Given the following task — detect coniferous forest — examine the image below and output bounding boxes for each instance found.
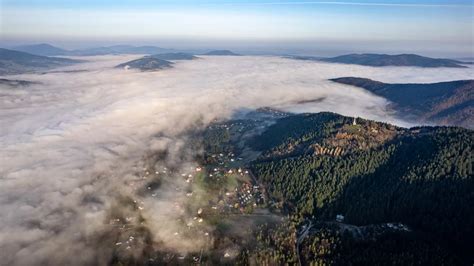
[200,111,473,265]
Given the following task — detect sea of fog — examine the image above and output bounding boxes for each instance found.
[0,55,472,265]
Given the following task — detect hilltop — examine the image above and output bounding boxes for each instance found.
[203,50,240,56]
[289,53,468,68]
[325,53,468,67]
[13,43,70,56]
[149,52,197,60]
[9,43,174,56]
[73,45,173,56]
[0,48,81,75]
[115,57,173,71]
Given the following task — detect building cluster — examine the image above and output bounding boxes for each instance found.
[236,182,265,209]
[385,222,409,231]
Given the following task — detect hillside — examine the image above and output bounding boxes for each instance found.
[11,43,175,56]
[248,112,473,262]
[0,48,81,75]
[13,43,70,56]
[175,110,473,265]
[331,77,474,128]
[73,45,173,56]
[115,57,173,71]
[290,53,468,68]
[149,52,197,60]
[203,50,240,56]
[103,110,473,265]
[325,53,467,67]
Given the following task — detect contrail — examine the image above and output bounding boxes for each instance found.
[216,1,471,8]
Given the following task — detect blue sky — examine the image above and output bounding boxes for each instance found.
[3,0,473,7]
[1,0,473,56]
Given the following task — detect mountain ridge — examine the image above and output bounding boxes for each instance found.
[288,53,468,68]
[148,52,197,60]
[9,43,174,56]
[13,43,70,56]
[203,50,240,56]
[0,48,81,75]
[115,57,173,71]
[330,77,473,128]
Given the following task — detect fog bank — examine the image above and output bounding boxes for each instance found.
[0,55,472,265]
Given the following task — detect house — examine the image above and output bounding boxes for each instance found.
[336,214,344,222]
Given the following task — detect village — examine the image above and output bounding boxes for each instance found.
[105,111,294,263]
[104,136,271,264]
[192,150,267,216]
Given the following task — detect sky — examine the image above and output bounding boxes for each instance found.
[1,0,473,56]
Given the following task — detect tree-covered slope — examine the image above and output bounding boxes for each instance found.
[323,53,468,68]
[331,77,474,128]
[287,53,470,67]
[249,112,473,260]
[115,57,173,71]
[203,50,240,56]
[0,48,81,75]
[149,52,197,60]
[13,43,70,56]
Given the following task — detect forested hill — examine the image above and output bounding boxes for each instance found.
[287,53,469,68]
[0,48,81,75]
[148,52,197,60]
[331,77,474,129]
[249,112,473,262]
[322,53,468,68]
[115,57,173,71]
[203,50,240,56]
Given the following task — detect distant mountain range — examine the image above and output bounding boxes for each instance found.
[11,44,247,58]
[9,44,471,69]
[331,77,473,128]
[11,43,247,57]
[203,50,240,56]
[288,53,469,68]
[13,43,70,56]
[115,57,173,71]
[11,43,174,56]
[0,48,81,75]
[73,45,174,56]
[115,52,198,71]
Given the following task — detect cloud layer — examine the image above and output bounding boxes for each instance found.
[0,55,472,265]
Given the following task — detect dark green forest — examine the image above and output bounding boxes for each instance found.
[247,112,473,264]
